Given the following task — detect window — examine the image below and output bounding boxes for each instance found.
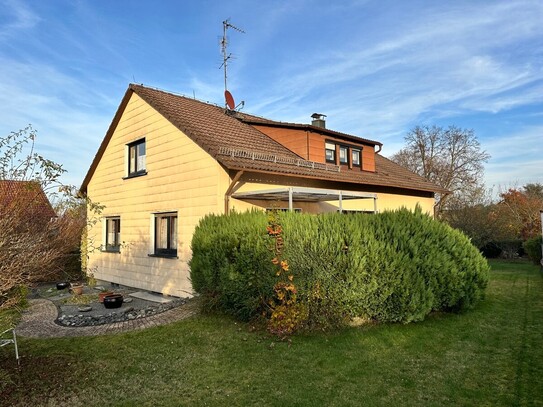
[339,146,348,164]
[104,217,120,252]
[128,139,146,176]
[154,213,177,257]
[338,210,375,214]
[266,208,302,213]
[352,149,361,166]
[325,142,336,163]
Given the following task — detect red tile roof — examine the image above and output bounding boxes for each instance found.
[0,180,56,219]
[81,84,445,195]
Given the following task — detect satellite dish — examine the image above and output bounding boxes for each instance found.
[225,90,235,110]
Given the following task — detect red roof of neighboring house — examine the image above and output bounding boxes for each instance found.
[0,180,56,219]
[81,84,445,195]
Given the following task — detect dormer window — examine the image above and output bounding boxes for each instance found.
[128,138,146,176]
[325,143,336,163]
[352,149,361,167]
[325,140,363,168]
[339,146,348,164]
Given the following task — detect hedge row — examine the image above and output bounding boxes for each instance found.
[190,208,490,326]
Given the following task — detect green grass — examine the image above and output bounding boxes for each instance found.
[1,259,542,406]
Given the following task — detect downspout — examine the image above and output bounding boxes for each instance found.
[224,170,244,215]
[375,143,382,154]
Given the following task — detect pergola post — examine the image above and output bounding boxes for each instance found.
[339,191,343,213]
[288,187,293,212]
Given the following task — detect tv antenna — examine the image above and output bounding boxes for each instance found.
[220,19,245,106]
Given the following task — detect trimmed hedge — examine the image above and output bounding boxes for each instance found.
[190,208,490,326]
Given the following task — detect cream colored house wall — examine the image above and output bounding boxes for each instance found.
[87,93,226,297]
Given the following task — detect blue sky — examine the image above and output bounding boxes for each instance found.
[0,0,541,191]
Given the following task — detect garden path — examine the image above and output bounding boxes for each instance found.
[16,298,199,338]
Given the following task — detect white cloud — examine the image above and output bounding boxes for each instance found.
[0,0,40,39]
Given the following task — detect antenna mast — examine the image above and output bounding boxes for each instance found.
[220,19,245,99]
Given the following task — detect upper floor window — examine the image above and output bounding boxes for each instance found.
[104,217,120,252]
[325,142,336,163]
[352,149,361,166]
[154,212,177,257]
[339,146,348,164]
[128,139,146,176]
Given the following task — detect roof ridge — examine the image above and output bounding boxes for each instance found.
[129,83,225,111]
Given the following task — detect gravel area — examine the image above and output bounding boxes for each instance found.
[33,283,188,327]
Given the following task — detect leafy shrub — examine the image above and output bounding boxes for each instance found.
[523,236,542,265]
[190,207,490,328]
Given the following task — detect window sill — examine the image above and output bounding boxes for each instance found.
[148,254,178,259]
[123,171,148,180]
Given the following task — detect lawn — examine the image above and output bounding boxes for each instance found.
[1,259,542,406]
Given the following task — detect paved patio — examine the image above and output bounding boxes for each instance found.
[16,297,200,338]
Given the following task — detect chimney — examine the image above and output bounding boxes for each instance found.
[311,113,326,128]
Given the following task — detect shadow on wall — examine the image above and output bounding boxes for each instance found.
[88,227,192,298]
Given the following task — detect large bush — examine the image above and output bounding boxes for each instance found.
[190,208,490,327]
[190,210,275,321]
[523,236,542,265]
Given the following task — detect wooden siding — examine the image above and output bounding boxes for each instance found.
[362,146,375,172]
[253,124,375,172]
[252,125,308,159]
[87,93,227,297]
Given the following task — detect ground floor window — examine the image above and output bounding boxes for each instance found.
[338,210,375,214]
[154,212,178,257]
[266,208,302,213]
[104,217,120,252]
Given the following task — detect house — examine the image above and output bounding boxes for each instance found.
[0,180,56,227]
[81,84,444,297]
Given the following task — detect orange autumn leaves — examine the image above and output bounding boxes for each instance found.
[266,210,306,337]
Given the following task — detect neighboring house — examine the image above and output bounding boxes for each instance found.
[81,84,444,297]
[0,180,56,226]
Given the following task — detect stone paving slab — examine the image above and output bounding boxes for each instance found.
[16,298,199,339]
[129,291,173,303]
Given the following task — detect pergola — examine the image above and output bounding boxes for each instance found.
[231,186,378,213]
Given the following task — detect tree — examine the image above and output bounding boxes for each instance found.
[391,125,490,216]
[0,126,92,309]
[491,187,543,241]
[523,183,543,199]
[442,186,499,249]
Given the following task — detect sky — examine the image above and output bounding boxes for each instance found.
[0,0,541,192]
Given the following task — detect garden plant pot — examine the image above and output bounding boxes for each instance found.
[70,285,84,295]
[99,291,114,303]
[103,294,123,309]
[56,282,70,290]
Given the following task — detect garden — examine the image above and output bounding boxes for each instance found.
[0,258,542,406]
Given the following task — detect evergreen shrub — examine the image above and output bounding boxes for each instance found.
[189,210,274,321]
[523,236,543,265]
[190,207,490,327]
